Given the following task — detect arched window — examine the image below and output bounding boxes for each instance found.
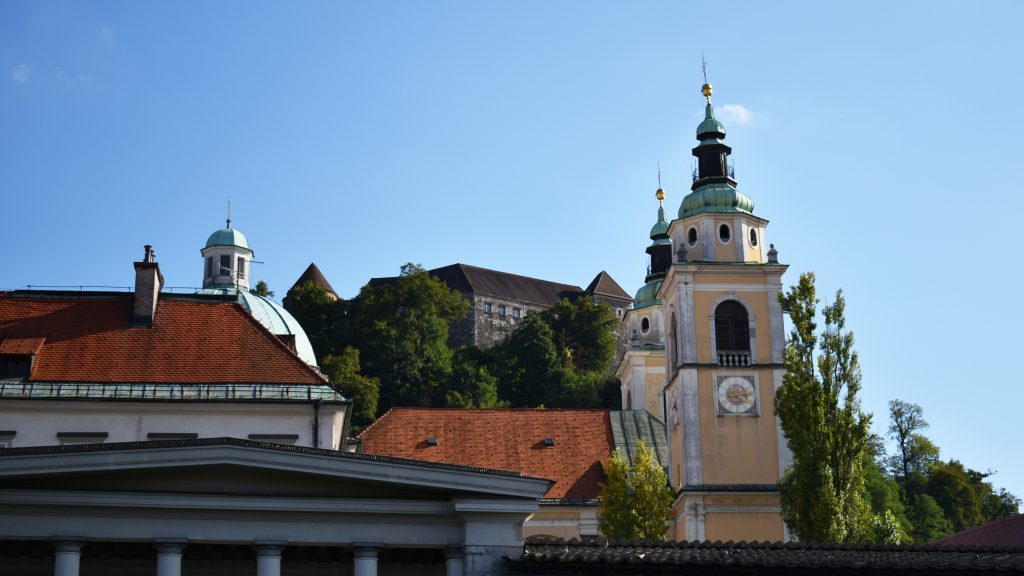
[715,300,749,351]
[641,317,650,334]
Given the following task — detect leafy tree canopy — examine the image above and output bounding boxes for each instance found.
[321,347,379,433]
[598,439,673,540]
[776,272,873,542]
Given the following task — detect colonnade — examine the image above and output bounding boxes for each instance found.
[49,538,466,576]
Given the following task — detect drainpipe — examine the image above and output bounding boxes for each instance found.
[312,398,322,448]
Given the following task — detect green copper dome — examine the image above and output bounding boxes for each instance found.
[649,205,669,238]
[633,278,662,310]
[696,102,726,140]
[679,182,755,218]
[205,227,250,250]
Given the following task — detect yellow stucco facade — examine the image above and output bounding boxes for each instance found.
[618,85,791,543]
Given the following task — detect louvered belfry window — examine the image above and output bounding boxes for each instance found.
[715,300,749,351]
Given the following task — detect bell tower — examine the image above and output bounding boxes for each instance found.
[660,82,791,542]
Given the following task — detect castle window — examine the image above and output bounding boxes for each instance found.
[688,226,698,247]
[641,317,650,334]
[718,223,731,243]
[485,303,493,314]
[499,305,507,316]
[513,307,521,319]
[715,300,750,351]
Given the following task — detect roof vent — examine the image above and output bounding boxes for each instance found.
[426,436,438,446]
[543,437,555,446]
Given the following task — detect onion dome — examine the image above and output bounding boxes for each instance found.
[205,226,250,250]
[633,278,663,310]
[679,83,755,218]
[649,189,670,238]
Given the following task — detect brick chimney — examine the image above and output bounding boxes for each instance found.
[133,245,164,327]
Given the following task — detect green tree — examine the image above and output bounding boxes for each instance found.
[887,399,936,503]
[321,347,380,432]
[499,313,563,407]
[283,279,346,364]
[541,297,619,374]
[906,494,953,542]
[351,264,470,413]
[254,280,275,298]
[775,272,872,542]
[444,346,507,408]
[598,439,673,540]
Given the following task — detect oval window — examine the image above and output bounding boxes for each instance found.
[749,228,758,247]
[719,224,731,243]
[687,227,698,246]
[641,317,650,333]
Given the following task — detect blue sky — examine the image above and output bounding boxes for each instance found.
[3,2,1023,502]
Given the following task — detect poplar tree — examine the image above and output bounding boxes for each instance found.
[598,439,673,540]
[776,272,872,542]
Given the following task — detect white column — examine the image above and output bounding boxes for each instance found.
[254,541,285,576]
[155,539,185,576]
[352,544,380,576]
[52,538,84,576]
[445,547,464,576]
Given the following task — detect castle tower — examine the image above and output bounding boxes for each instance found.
[201,219,254,290]
[660,82,791,542]
[616,187,671,417]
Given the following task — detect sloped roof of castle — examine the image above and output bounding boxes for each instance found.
[371,264,584,307]
[359,408,614,500]
[0,291,328,385]
[584,271,632,302]
[290,262,337,298]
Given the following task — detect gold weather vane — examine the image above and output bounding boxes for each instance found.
[656,163,665,205]
[701,54,713,102]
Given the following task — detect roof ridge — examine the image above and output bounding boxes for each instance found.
[229,301,330,385]
[449,263,582,291]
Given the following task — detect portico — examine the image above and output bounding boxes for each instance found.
[0,438,551,576]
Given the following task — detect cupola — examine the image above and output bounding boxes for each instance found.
[646,187,673,279]
[201,219,255,290]
[679,83,755,218]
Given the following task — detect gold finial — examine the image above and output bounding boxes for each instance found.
[656,188,665,203]
[702,83,713,100]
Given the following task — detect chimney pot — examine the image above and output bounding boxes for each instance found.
[133,245,164,327]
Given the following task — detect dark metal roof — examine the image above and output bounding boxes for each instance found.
[584,271,633,302]
[609,410,669,468]
[289,263,338,297]
[370,264,585,307]
[510,536,1024,574]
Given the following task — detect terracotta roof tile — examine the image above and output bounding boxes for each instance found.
[0,336,45,355]
[359,408,613,499]
[0,292,326,385]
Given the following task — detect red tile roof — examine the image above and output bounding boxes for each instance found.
[0,292,327,385]
[933,514,1024,546]
[359,408,613,499]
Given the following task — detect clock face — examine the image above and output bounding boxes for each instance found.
[717,376,756,415]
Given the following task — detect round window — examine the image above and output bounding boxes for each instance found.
[719,224,731,243]
[749,228,758,247]
[687,227,698,247]
[641,317,650,334]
